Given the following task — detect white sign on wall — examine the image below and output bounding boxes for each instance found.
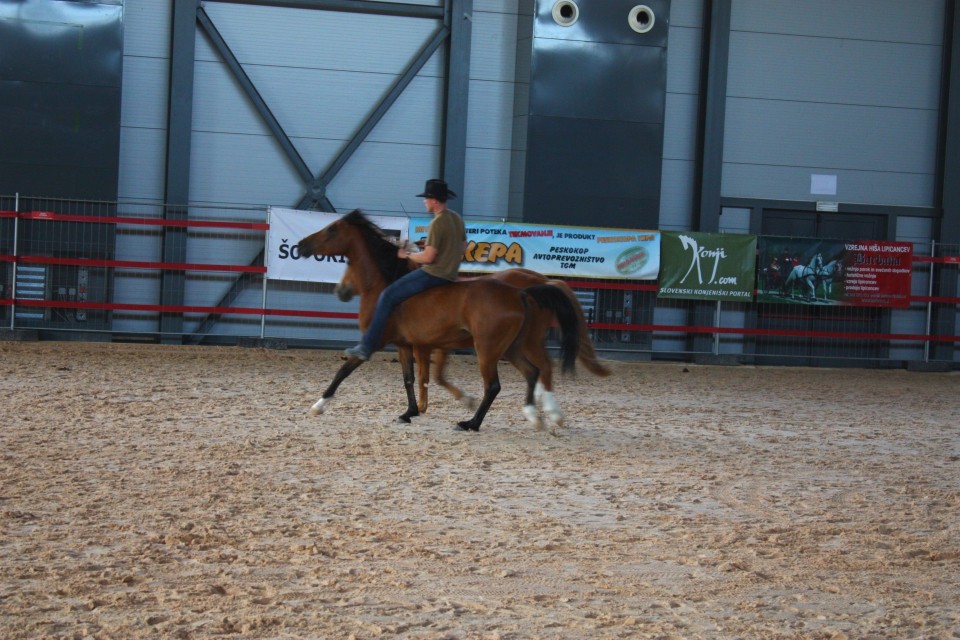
[810,173,838,196]
[265,207,409,283]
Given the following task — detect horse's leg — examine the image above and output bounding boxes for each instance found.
[537,380,563,431]
[308,358,365,416]
[415,346,431,414]
[398,346,420,423]
[433,349,477,410]
[515,302,567,430]
[523,341,564,431]
[454,350,502,432]
[504,347,543,430]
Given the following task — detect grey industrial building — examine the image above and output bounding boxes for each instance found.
[1,0,957,366]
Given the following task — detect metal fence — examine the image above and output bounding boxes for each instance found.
[2,195,958,369]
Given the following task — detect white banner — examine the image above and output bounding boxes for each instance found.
[410,217,660,280]
[265,207,409,283]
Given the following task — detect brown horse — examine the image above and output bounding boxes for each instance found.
[297,210,581,432]
[336,265,611,416]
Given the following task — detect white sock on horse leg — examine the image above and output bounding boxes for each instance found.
[309,397,330,416]
[522,403,543,430]
[540,391,563,428]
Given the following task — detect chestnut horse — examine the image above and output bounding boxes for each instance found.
[336,265,611,414]
[297,210,581,432]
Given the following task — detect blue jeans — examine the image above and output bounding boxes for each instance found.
[360,269,450,352]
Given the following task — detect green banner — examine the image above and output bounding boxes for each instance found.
[658,231,757,301]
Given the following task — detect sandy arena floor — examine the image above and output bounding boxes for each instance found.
[1,341,958,639]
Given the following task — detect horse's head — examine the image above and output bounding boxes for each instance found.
[335,263,357,302]
[299,209,412,293]
[297,211,362,259]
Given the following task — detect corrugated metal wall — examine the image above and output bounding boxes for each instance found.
[118,0,706,225]
[119,1,171,203]
[117,0,946,222]
[1,0,124,201]
[202,4,444,212]
[118,0,520,219]
[723,0,945,208]
[466,0,521,218]
[660,0,704,230]
[122,1,447,214]
[512,0,671,230]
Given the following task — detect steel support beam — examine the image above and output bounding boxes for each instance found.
[174,0,468,341]
[161,0,200,342]
[187,249,266,344]
[694,0,730,234]
[440,0,472,199]
[689,0,731,354]
[198,7,315,187]
[209,0,444,20]
[297,24,450,210]
[939,0,960,245]
[932,0,959,361]
[194,0,462,213]
[199,0,450,213]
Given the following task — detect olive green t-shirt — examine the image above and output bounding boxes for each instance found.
[422,209,466,281]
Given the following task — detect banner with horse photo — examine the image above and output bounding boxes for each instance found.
[657,231,757,301]
[757,237,913,307]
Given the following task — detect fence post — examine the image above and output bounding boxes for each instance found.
[713,300,721,356]
[259,207,271,340]
[9,193,18,331]
[923,240,936,363]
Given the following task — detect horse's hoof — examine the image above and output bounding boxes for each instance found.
[454,422,479,432]
[522,404,543,430]
[397,414,414,424]
[540,391,563,429]
[308,398,329,416]
[460,396,478,411]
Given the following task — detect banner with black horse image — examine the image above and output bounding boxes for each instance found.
[658,231,757,301]
[757,237,913,307]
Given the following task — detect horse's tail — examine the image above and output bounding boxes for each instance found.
[544,279,612,377]
[522,284,580,375]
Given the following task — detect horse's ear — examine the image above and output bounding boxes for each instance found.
[343,209,367,226]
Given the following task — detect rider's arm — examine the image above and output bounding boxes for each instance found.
[399,245,437,264]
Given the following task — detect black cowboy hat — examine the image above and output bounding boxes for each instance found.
[416,178,457,201]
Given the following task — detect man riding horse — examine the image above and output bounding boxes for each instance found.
[344,179,466,361]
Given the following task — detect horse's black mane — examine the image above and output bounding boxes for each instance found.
[341,209,412,284]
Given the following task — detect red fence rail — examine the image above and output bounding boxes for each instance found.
[1,206,957,365]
